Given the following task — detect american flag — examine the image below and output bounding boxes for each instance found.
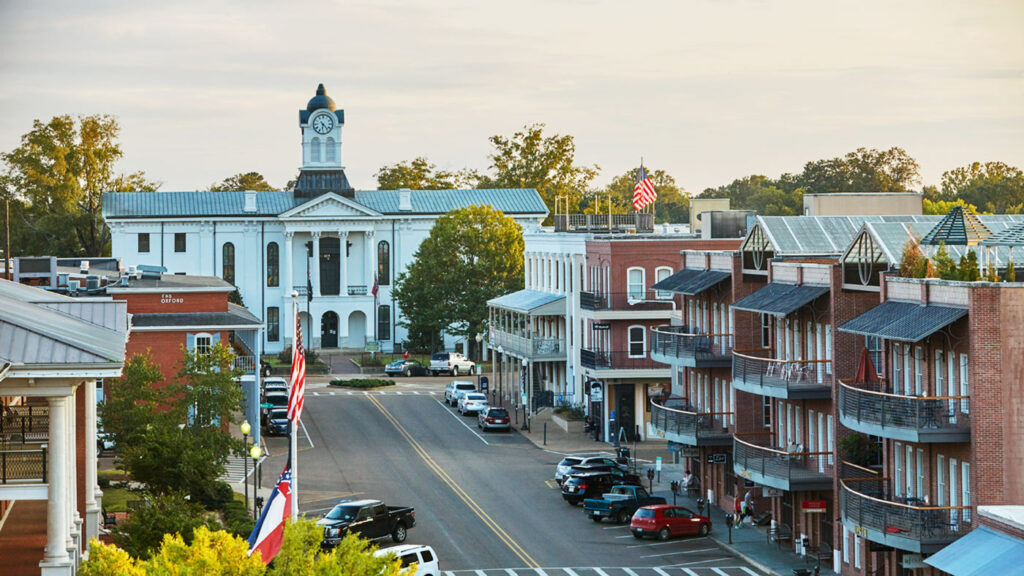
[287,315,306,423]
[632,165,657,211]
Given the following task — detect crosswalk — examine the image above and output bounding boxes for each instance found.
[441,568,765,576]
[220,454,267,483]
[309,390,438,396]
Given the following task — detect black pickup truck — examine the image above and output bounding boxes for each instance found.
[583,485,666,524]
[317,499,416,548]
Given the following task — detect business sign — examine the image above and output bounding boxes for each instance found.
[589,381,603,402]
[802,500,827,513]
[479,376,489,391]
[592,322,611,331]
[160,293,184,305]
[655,457,662,472]
[666,443,700,458]
[763,487,783,497]
[364,341,379,352]
[707,452,727,464]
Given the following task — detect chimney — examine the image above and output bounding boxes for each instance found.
[399,188,412,212]
[244,190,258,213]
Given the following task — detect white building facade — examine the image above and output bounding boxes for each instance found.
[103,85,547,354]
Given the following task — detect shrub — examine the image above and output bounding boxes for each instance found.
[195,481,234,510]
[552,403,585,419]
[277,347,320,365]
[98,476,111,490]
[329,378,395,389]
[221,499,254,538]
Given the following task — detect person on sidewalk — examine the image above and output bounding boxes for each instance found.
[742,490,755,525]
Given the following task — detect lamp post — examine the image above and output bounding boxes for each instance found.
[496,345,504,407]
[250,443,262,519]
[241,420,251,514]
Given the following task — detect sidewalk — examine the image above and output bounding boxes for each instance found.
[514,411,836,576]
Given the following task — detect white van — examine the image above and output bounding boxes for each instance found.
[373,544,438,576]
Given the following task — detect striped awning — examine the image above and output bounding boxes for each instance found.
[731,283,829,317]
[838,300,967,343]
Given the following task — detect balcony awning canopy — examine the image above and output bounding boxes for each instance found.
[838,300,967,343]
[487,289,565,316]
[650,268,702,292]
[654,269,731,296]
[731,283,829,317]
[925,526,1024,576]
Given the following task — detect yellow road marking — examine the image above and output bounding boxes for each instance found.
[366,394,538,568]
[545,480,559,489]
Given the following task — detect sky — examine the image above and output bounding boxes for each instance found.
[1,0,1023,196]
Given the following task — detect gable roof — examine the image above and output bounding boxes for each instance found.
[103,189,548,219]
[849,215,1024,266]
[748,215,940,256]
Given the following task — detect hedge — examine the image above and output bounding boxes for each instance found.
[329,378,396,388]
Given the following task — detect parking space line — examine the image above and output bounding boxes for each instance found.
[739,568,762,576]
[602,525,627,530]
[614,535,632,539]
[533,569,548,576]
[437,400,489,445]
[653,568,671,576]
[711,568,730,576]
[329,391,336,395]
[627,540,687,548]
[621,568,639,576]
[475,571,486,576]
[673,559,732,568]
[504,569,517,576]
[682,569,699,576]
[312,392,319,396]
[591,569,609,576]
[640,548,717,558]
[562,569,579,576]
[396,391,404,395]
[413,391,421,395]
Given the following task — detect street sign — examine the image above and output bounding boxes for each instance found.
[364,341,379,352]
[707,452,727,464]
[259,402,273,409]
[521,393,528,405]
[479,376,489,391]
[655,457,662,472]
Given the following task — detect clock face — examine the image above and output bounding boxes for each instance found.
[312,114,334,134]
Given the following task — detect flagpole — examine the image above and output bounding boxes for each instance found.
[290,293,299,520]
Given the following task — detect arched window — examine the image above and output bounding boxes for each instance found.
[628,325,646,358]
[311,137,321,162]
[377,240,390,285]
[222,243,235,285]
[266,242,279,287]
[627,267,645,300]
[654,266,673,299]
[377,305,391,341]
[326,137,336,162]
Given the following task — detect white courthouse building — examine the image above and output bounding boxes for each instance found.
[103,84,547,354]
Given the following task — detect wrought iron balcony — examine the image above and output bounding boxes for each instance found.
[732,433,832,492]
[840,478,972,554]
[649,400,732,446]
[579,291,677,311]
[553,213,654,233]
[731,350,832,400]
[580,349,665,371]
[490,330,566,361]
[0,447,47,484]
[650,325,731,368]
[838,380,970,443]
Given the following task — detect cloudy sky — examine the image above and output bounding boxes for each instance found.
[1,0,1022,195]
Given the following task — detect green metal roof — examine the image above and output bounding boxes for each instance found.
[103,189,547,219]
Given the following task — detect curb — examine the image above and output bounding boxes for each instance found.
[708,534,784,576]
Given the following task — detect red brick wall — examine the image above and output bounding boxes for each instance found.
[125,330,230,384]
[116,291,228,314]
[997,286,1024,503]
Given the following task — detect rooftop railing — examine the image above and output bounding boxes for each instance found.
[580,349,666,371]
[553,213,654,233]
[649,399,732,446]
[579,291,677,311]
[733,432,832,491]
[838,380,970,443]
[650,325,731,367]
[731,349,832,400]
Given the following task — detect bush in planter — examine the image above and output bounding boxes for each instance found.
[329,378,396,389]
[277,346,320,365]
[552,403,585,420]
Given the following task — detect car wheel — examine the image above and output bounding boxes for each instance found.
[658,527,671,541]
[469,366,476,375]
[568,498,581,506]
[391,523,407,542]
[590,515,603,523]
[616,510,630,524]
[404,368,412,377]
[453,366,460,377]
[632,531,643,539]
[698,523,710,536]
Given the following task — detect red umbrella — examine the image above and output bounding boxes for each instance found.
[854,347,879,383]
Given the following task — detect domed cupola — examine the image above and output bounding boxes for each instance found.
[306,83,336,112]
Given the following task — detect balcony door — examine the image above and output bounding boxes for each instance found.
[319,236,341,296]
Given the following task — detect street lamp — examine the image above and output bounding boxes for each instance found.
[241,420,252,514]
[250,443,262,519]
[496,346,504,407]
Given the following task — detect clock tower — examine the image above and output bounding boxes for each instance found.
[295,83,354,199]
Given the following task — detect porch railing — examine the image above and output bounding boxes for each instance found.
[733,432,832,488]
[650,325,731,363]
[0,407,49,445]
[553,213,654,233]
[649,400,732,444]
[580,349,665,370]
[840,478,972,551]
[490,331,565,359]
[732,349,832,398]
[233,356,258,375]
[0,447,47,483]
[580,291,676,311]
[838,380,970,442]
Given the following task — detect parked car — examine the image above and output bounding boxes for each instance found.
[584,485,666,524]
[444,381,476,406]
[560,470,639,505]
[373,544,439,576]
[556,456,628,484]
[261,390,288,425]
[260,359,273,377]
[457,392,489,415]
[318,499,416,549]
[262,377,288,396]
[477,407,511,432]
[265,408,290,436]
[96,419,115,456]
[555,456,584,484]
[430,352,476,376]
[385,359,429,377]
[631,504,711,540]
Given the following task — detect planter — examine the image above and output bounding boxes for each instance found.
[551,413,585,434]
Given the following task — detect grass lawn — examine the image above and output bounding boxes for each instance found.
[102,486,133,513]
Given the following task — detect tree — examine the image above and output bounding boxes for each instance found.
[208,172,278,192]
[375,157,479,190]
[478,123,599,219]
[932,243,958,280]
[941,161,1024,213]
[1,114,159,256]
[111,493,214,560]
[393,205,524,355]
[588,167,689,223]
[796,147,920,193]
[898,239,928,278]
[698,175,803,216]
[923,197,984,216]
[99,353,166,465]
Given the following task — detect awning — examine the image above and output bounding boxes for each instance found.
[671,270,731,296]
[925,527,1024,576]
[838,300,967,343]
[650,269,702,292]
[731,283,829,317]
[487,289,566,316]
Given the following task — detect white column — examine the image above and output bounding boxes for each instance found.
[283,231,294,346]
[40,396,72,576]
[311,232,321,297]
[68,390,81,562]
[338,230,349,293]
[84,379,100,547]
[366,230,376,287]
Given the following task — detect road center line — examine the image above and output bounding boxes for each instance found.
[436,400,489,445]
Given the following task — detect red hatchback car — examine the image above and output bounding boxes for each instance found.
[630,505,711,540]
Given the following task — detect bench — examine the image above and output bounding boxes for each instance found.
[768,522,793,549]
[806,540,832,565]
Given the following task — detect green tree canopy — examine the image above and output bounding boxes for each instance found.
[375,157,479,190]
[698,175,803,216]
[208,172,279,192]
[393,205,524,354]
[940,161,1024,213]
[796,146,920,193]
[110,493,213,560]
[1,114,159,256]
[587,167,689,223]
[478,123,599,219]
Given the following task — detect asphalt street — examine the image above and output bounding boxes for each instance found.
[260,382,767,576]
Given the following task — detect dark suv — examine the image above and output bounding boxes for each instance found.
[561,469,641,505]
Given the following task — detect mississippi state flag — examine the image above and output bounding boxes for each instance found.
[248,467,292,564]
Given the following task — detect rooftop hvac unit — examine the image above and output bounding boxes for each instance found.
[137,264,166,280]
[68,280,80,292]
[58,273,69,286]
[80,260,90,273]
[86,275,100,290]
[119,276,129,287]
[127,265,137,277]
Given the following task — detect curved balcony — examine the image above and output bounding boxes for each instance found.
[840,479,972,554]
[731,350,831,400]
[732,433,832,492]
[649,326,731,368]
[838,381,970,444]
[649,400,732,447]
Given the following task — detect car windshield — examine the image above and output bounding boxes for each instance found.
[466,394,486,401]
[635,509,656,518]
[325,505,363,521]
[431,353,447,361]
[270,409,288,420]
[559,457,583,467]
[456,384,474,391]
[488,409,508,418]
